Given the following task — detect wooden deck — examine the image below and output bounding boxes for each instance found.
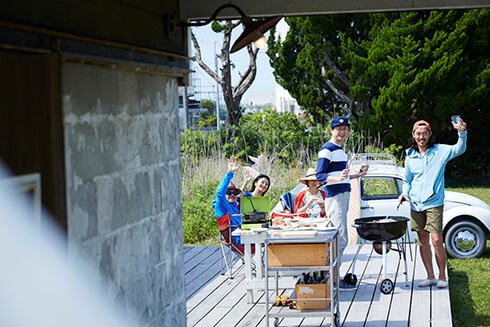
[185,243,452,327]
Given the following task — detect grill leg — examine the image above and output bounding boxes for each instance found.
[348,239,365,277]
[382,241,387,280]
[398,239,409,286]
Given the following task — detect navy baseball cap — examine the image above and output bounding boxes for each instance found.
[330,116,350,129]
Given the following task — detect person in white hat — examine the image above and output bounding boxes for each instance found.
[294,167,326,218]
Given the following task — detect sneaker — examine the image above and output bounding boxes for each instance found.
[418,278,437,287]
[339,279,357,291]
[437,280,448,288]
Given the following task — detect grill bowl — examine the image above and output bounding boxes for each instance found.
[354,216,409,242]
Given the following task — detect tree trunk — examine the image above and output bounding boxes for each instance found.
[191,22,259,132]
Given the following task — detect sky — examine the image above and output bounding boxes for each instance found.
[189,22,279,103]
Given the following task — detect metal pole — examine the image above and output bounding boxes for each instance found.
[383,241,387,280]
[215,41,220,131]
[183,86,189,129]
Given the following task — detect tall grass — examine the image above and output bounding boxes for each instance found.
[180,121,400,244]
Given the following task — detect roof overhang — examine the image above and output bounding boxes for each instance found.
[179,0,490,20]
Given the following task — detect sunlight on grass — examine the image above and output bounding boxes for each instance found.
[446,188,490,327]
[448,241,490,327]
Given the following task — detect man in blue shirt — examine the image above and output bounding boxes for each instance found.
[398,118,467,289]
[212,156,243,245]
[316,116,368,289]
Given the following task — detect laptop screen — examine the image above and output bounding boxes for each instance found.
[240,196,269,214]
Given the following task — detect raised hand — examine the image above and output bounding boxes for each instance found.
[456,117,467,131]
[243,168,252,183]
[359,164,369,176]
[228,156,240,173]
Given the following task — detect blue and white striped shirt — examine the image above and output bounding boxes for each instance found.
[316,141,351,197]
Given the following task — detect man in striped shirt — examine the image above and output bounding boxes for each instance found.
[316,116,368,289]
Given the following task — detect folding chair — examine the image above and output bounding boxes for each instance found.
[216,213,255,278]
[279,192,294,213]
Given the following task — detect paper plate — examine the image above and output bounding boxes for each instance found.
[316,226,336,231]
[251,227,268,232]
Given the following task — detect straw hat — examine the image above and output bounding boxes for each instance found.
[300,168,318,184]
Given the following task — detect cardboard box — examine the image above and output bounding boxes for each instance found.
[295,281,330,310]
[267,243,335,267]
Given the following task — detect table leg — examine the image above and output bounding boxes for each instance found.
[245,242,254,303]
[256,242,264,285]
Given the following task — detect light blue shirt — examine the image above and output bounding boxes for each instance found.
[402,130,467,211]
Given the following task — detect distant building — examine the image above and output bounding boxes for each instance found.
[275,19,302,115]
[243,90,276,113]
[276,83,301,114]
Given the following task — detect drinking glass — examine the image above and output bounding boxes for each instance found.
[361,154,368,170]
[451,115,460,128]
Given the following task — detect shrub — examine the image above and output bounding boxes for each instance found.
[182,198,219,244]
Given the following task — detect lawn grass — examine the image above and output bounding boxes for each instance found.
[446,187,490,327]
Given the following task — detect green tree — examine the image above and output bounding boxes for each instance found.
[267,10,490,148]
[197,113,217,128]
[200,99,217,115]
[226,109,325,163]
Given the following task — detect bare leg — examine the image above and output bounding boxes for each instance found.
[418,230,435,280]
[431,233,447,281]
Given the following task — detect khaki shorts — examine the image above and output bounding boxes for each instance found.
[411,205,444,234]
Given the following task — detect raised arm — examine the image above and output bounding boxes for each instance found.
[239,168,252,197]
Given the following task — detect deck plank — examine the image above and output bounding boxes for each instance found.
[430,251,453,327]
[184,246,208,263]
[185,249,224,299]
[192,273,248,327]
[233,291,266,327]
[408,244,433,327]
[340,244,380,327]
[184,243,452,327]
[185,246,220,274]
[337,243,373,326]
[186,260,245,312]
[385,243,416,327]
[364,242,409,326]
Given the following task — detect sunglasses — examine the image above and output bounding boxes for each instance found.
[226,190,240,196]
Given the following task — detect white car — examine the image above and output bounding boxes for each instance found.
[274,154,490,259]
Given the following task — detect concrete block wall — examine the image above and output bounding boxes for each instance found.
[62,62,185,327]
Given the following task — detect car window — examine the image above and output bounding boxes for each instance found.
[361,177,399,200]
[395,178,403,194]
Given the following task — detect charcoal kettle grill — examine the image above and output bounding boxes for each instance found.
[345,216,410,294]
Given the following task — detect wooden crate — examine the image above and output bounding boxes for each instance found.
[267,243,332,267]
[295,281,331,310]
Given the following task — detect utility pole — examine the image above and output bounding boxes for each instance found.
[183,86,189,128]
[214,41,220,131]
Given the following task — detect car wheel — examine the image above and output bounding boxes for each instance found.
[445,220,487,259]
